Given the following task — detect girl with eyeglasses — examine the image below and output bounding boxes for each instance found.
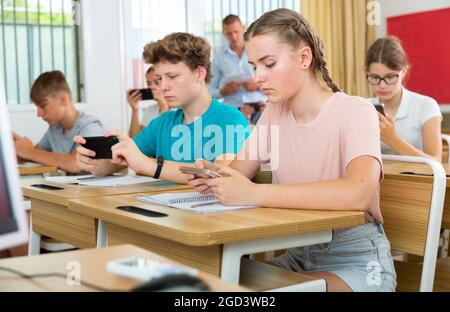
[366,37,442,162]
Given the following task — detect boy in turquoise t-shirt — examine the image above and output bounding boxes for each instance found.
[133,97,248,162]
[74,32,250,183]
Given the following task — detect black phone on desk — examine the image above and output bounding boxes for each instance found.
[129,88,153,101]
[82,136,119,159]
[31,184,64,190]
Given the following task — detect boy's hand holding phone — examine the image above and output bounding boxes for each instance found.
[81,136,119,159]
[74,135,102,173]
[74,131,150,175]
[74,134,121,174]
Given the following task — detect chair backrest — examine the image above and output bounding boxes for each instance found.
[441,135,450,164]
[381,155,446,291]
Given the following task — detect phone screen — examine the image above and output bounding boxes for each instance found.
[139,89,154,101]
[82,136,119,159]
[31,184,64,190]
[129,89,154,101]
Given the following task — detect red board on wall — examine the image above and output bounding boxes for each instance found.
[387,7,450,104]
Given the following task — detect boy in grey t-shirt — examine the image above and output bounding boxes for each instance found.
[13,70,105,174]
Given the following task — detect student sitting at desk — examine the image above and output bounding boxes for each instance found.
[13,71,106,174]
[366,37,442,162]
[127,65,170,138]
[74,32,250,183]
[186,9,396,292]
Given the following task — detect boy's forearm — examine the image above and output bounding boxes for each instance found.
[28,149,81,174]
[135,157,192,184]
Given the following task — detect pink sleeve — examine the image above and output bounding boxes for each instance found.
[243,103,271,163]
[341,104,383,180]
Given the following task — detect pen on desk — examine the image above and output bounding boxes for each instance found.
[190,201,220,208]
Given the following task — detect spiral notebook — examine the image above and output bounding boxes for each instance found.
[136,192,259,214]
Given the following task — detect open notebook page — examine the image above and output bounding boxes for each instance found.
[137,192,259,214]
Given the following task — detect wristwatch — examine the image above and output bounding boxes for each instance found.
[153,156,164,179]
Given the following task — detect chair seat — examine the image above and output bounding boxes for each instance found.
[394,257,450,291]
[40,236,76,252]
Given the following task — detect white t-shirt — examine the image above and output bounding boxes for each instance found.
[139,100,160,127]
[369,87,442,154]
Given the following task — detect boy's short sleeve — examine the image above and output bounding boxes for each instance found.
[37,130,51,151]
[78,121,106,138]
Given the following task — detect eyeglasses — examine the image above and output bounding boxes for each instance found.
[366,73,400,86]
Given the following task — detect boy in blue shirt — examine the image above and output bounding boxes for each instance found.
[74,32,250,183]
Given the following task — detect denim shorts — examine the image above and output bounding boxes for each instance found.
[272,222,397,292]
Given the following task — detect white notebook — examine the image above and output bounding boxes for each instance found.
[45,174,159,187]
[18,162,43,168]
[137,192,259,214]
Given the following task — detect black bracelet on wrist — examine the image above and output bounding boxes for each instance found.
[153,156,164,179]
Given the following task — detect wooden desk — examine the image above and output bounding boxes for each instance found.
[18,163,58,176]
[21,179,190,252]
[383,160,450,229]
[69,192,365,284]
[0,244,248,291]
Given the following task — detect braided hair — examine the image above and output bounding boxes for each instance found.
[244,8,340,93]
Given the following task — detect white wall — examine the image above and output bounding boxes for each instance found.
[8,0,128,143]
[376,0,450,37]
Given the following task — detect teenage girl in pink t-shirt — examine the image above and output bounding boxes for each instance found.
[185,9,396,292]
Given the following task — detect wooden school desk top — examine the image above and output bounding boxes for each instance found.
[0,244,249,292]
[69,191,365,247]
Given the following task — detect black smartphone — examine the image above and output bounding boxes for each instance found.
[116,206,168,218]
[82,136,119,159]
[31,184,64,190]
[129,88,153,101]
[373,103,385,116]
[179,166,222,178]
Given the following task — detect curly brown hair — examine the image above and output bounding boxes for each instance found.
[143,32,212,83]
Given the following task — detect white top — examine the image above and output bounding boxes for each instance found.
[139,100,160,127]
[369,87,442,154]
